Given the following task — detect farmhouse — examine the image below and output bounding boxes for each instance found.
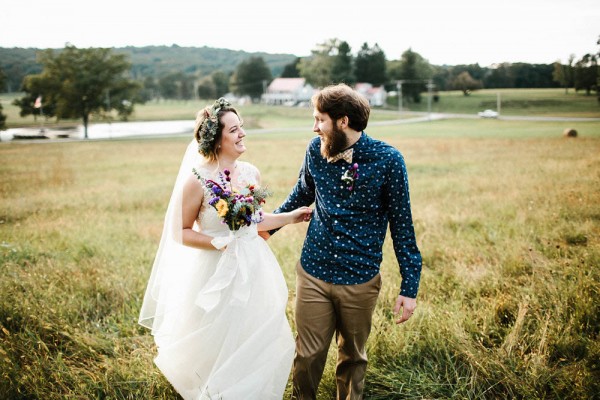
[262,78,315,106]
[355,83,387,107]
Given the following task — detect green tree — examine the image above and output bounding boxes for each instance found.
[553,61,567,93]
[12,74,57,121]
[484,63,514,88]
[0,68,7,131]
[430,65,451,91]
[511,63,555,88]
[158,72,195,100]
[14,45,139,138]
[196,76,216,99]
[597,36,600,103]
[230,56,272,100]
[450,71,483,95]
[354,43,387,86]
[211,71,230,97]
[297,38,341,88]
[388,48,432,103]
[574,53,598,95]
[137,76,158,102]
[281,58,301,78]
[330,41,355,85]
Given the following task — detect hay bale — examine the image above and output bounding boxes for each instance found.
[563,128,577,137]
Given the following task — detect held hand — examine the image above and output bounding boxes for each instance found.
[289,207,313,224]
[393,295,416,324]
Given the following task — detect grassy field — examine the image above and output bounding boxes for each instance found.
[1,108,600,399]
[398,88,600,118]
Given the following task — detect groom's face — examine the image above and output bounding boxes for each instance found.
[313,109,347,159]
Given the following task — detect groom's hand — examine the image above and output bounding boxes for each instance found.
[393,295,416,324]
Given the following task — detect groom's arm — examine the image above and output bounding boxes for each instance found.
[384,151,422,299]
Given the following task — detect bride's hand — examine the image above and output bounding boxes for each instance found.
[289,207,312,224]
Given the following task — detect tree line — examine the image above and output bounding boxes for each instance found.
[1,38,597,133]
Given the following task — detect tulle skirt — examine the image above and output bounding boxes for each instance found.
[151,227,294,400]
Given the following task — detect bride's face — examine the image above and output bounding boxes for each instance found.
[218,111,246,157]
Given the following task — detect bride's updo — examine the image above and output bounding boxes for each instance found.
[194,97,240,162]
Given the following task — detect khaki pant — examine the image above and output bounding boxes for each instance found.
[292,262,382,400]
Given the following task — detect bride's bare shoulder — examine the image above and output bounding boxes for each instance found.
[183,173,204,196]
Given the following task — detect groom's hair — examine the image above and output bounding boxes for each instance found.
[311,83,370,132]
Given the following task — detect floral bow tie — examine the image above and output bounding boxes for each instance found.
[327,148,353,164]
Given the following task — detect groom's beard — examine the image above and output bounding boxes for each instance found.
[320,125,348,159]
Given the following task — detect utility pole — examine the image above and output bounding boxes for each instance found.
[427,79,433,119]
[497,92,501,116]
[396,80,403,114]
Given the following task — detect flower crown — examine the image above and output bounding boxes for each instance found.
[197,97,232,156]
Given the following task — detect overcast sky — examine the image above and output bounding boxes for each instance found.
[2,0,598,67]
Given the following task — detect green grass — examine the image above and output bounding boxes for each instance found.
[1,112,600,399]
[397,88,600,118]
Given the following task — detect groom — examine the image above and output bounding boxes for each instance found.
[268,83,422,400]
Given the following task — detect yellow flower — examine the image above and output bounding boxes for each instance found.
[215,199,229,217]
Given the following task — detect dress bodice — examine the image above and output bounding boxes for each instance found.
[192,161,260,237]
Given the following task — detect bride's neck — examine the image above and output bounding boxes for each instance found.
[211,154,239,173]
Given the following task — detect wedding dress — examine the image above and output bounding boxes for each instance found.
[139,141,294,400]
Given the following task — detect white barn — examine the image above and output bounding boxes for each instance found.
[262,78,315,105]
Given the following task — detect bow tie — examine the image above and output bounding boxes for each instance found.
[327,148,353,164]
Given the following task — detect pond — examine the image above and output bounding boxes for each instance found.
[0,120,194,141]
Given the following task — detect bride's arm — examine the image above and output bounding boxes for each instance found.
[258,207,312,231]
[181,175,221,250]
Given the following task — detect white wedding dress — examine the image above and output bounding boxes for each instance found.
[139,151,294,400]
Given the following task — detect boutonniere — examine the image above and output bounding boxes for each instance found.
[341,163,359,192]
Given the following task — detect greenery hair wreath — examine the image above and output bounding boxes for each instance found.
[197,97,232,156]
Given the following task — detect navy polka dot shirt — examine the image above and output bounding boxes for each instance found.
[273,132,422,298]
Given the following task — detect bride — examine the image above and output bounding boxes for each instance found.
[139,98,312,400]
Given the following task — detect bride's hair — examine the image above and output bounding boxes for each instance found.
[194,98,240,162]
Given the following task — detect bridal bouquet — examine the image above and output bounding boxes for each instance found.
[193,168,271,231]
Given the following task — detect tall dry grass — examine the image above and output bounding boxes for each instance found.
[1,118,599,399]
